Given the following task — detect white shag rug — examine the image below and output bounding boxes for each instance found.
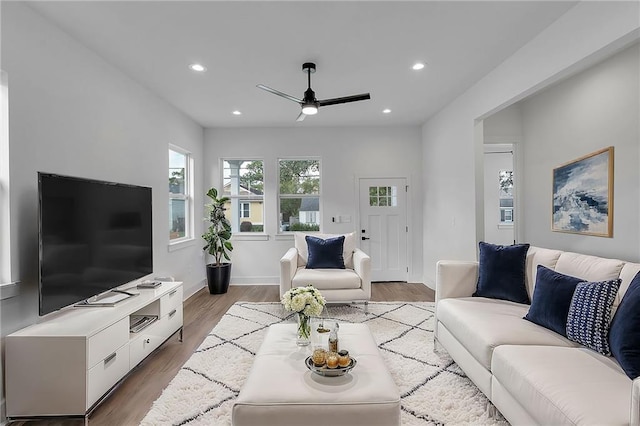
[141,302,508,426]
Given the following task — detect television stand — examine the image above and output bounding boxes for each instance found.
[75,289,139,307]
[5,281,183,422]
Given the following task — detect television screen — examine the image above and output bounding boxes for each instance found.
[38,173,153,316]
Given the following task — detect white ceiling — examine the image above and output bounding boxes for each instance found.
[27,1,577,128]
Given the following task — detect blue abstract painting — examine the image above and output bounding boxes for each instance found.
[552,147,613,237]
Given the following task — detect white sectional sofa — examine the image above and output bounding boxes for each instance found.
[435,246,640,425]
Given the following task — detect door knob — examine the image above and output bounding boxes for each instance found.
[361,236,370,241]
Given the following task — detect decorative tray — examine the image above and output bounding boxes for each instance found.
[305,356,357,377]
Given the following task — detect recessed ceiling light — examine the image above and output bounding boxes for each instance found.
[412,62,425,71]
[232,110,242,116]
[189,63,207,72]
[383,109,392,114]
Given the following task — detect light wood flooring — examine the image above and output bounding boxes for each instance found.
[12,283,434,426]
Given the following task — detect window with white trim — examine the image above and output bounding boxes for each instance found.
[240,202,250,218]
[278,159,320,232]
[223,160,264,233]
[169,146,193,242]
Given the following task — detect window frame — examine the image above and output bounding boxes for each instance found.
[0,69,16,295]
[277,157,322,234]
[168,145,194,247]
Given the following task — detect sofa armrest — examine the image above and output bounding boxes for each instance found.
[353,248,372,299]
[435,260,479,305]
[632,378,640,426]
[279,248,298,297]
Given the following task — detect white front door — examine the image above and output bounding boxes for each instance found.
[358,178,408,282]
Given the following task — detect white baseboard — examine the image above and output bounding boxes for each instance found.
[230,276,279,285]
[0,282,19,300]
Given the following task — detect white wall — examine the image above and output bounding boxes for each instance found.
[0,4,205,419]
[520,43,639,259]
[422,1,640,284]
[204,126,423,284]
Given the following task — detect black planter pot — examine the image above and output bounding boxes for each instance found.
[206,263,231,294]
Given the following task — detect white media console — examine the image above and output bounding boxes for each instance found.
[5,281,183,421]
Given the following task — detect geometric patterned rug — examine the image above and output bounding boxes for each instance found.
[140,302,508,425]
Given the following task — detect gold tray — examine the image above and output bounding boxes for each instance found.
[305,356,357,377]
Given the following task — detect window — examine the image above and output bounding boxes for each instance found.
[169,146,193,242]
[278,159,320,232]
[223,160,264,233]
[240,202,250,218]
[369,186,398,207]
[499,170,514,224]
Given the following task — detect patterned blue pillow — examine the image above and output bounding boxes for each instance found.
[566,279,621,355]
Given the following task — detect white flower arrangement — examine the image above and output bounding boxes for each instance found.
[281,285,326,317]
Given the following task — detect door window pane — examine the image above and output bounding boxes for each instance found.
[369,186,397,207]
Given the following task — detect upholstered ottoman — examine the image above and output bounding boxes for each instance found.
[232,323,401,426]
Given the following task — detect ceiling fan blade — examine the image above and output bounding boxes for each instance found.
[296,111,306,122]
[256,84,302,104]
[318,93,370,107]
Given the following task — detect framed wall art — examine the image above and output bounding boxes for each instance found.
[552,146,613,237]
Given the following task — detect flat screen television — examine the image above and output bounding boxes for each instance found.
[38,173,153,316]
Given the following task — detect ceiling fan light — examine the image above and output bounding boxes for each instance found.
[302,104,318,115]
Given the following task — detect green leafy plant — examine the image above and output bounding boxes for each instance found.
[202,188,233,265]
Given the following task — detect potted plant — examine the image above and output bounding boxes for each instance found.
[202,187,233,294]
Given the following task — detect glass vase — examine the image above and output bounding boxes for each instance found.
[296,312,311,346]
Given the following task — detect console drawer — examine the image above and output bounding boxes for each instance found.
[87,318,129,369]
[87,343,129,408]
[160,286,182,317]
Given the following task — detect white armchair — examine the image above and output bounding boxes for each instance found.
[280,232,371,305]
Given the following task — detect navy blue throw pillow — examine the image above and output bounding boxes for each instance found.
[305,235,345,269]
[609,272,640,379]
[473,242,530,304]
[566,279,621,355]
[524,265,584,336]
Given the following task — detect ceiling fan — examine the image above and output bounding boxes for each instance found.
[257,62,371,122]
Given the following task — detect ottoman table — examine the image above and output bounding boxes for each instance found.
[232,323,401,426]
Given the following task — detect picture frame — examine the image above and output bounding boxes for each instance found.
[552,146,613,237]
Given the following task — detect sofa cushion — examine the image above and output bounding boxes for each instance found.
[437,297,577,370]
[617,262,640,309]
[566,279,620,355]
[473,242,530,304]
[305,235,345,269]
[294,232,356,269]
[609,272,640,379]
[492,345,630,426]
[555,251,624,282]
[524,266,584,337]
[525,246,563,299]
[292,268,361,290]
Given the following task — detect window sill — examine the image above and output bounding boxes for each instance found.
[274,233,295,241]
[232,234,270,242]
[168,238,197,252]
[497,223,514,229]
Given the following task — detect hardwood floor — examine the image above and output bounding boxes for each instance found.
[13,283,434,426]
